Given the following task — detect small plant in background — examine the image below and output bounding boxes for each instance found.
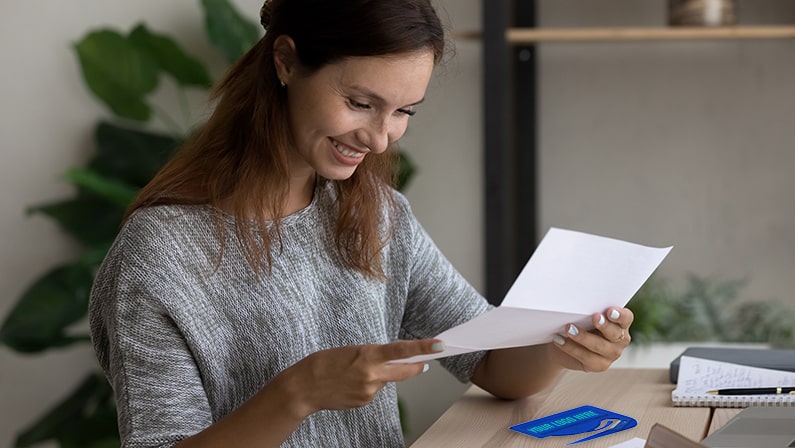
[630,274,795,348]
[729,299,795,348]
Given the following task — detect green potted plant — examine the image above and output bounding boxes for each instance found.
[630,274,795,348]
[0,3,256,445]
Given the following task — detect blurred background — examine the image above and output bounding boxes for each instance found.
[2,0,795,446]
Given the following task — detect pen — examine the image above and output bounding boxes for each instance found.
[707,387,795,395]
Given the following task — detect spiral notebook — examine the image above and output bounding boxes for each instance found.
[672,356,795,408]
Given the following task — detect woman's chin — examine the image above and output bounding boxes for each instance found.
[317,166,358,181]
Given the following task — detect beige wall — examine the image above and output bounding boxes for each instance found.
[0,0,481,445]
[537,0,795,309]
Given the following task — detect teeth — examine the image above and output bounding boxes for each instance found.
[331,139,365,158]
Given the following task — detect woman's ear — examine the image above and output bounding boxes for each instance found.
[273,35,297,86]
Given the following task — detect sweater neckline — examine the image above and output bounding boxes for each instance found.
[207,180,327,230]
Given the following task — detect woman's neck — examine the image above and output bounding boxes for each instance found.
[283,171,317,216]
[217,171,316,220]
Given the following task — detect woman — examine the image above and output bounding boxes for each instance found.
[89,0,634,447]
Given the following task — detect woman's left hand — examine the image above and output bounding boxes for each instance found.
[548,306,634,373]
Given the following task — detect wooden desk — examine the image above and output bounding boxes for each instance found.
[411,369,742,447]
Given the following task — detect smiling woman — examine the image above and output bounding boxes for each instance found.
[89,1,481,447]
[86,1,636,447]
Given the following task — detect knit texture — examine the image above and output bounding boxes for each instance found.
[89,182,491,448]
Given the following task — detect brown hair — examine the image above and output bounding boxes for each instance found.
[127,0,446,278]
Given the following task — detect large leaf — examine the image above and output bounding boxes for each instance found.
[74,29,159,121]
[56,400,119,448]
[65,168,138,207]
[27,193,126,247]
[14,373,117,448]
[0,262,95,353]
[80,439,121,448]
[129,24,213,88]
[88,121,181,188]
[201,0,260,64]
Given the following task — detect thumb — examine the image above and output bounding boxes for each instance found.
[377,339,445,363]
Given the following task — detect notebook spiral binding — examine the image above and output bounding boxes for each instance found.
[672,394,795,408]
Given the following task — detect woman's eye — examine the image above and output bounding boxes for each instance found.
[398,108,417,117]
[349,99,371,110]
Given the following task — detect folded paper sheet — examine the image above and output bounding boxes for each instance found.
[397,228,672,363]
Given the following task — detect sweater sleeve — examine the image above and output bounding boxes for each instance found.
[89,216,213,448]
[394,197,492,383]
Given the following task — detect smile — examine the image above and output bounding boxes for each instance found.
[330,138,366,159]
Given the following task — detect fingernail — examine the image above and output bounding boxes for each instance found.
[567,324,579,336]
[431,342,445,352]
[552,334,566,345]
[422,363,430,373]
[598,314,606,326]
[610,309,620,320]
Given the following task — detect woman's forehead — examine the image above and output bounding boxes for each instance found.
[326,51,435,101]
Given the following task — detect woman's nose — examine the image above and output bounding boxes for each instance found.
[364,116,406,154]
[366,118,390,154]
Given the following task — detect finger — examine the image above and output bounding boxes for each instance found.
[605,307,634,329]
[551,332,613,372]
[561,323,626,360]
[375,339,445,363]
[385,361,432,383]
[375,340,442,383]
[593,313,625,343]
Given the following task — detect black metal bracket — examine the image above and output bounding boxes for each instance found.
[483,0,537,304]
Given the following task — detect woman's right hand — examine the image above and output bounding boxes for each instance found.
[277,339,444,418]
[176,340,443,448]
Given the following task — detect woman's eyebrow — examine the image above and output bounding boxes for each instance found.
[349,84,426,107]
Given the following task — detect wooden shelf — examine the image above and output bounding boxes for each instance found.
[455,26,795,43]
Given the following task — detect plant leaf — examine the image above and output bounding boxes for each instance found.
[65,168,138,207]
[626,277,671,344]
[62,436,120,448]
[56,398,119,448]
[74,29,159,121]
[56,410,119,448]
[129,24,213,88]
[89,121,181,188]
[0,263,95,353]
[201,0,260,64]
[14,373,115,447]
[396,151,417,191]
[27,193,126,247]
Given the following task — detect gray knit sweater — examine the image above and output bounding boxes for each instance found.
[89,182,490,448]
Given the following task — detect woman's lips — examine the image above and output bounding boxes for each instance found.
[329,138,366,165]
